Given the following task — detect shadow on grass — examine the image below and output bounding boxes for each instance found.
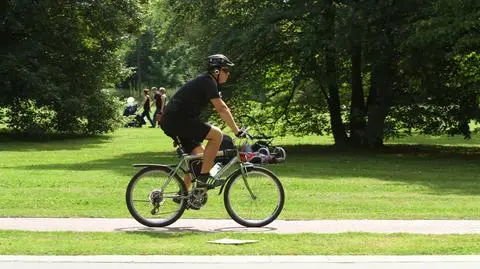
[119,231,196,239]
[3,151,180,177]
[120,224,278,240]
[0,131,114,152]
[118,225,277,234]
[7,144,480,195]
[120,227,214,234]
[283,144,480,158]
[276,144,480,196]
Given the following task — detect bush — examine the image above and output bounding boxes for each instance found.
[3,89,123,136]
[5,100,56,135]
[0,107,6,125]
[82,89,124,135]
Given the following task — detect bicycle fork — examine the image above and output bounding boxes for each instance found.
[217,163,256,199]
[240,164,257,200]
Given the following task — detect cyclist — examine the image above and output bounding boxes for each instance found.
[160,54,244,189]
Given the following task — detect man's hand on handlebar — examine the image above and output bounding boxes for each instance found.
[235,126,249,138]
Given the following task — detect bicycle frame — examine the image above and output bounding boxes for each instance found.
[154,148,254,195]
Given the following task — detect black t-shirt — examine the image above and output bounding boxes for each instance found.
[164,74,219,119]
[143,95,151,111]
[154,92,162,109]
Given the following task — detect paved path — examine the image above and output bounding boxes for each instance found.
[2,218,480,234]
[2,255,480,269]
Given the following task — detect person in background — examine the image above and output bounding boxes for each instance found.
[139,88,155,128]
[153,87,167,128]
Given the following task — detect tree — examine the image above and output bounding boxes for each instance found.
[396,0,480,138]
[163,0,479,148]
[0,0,141,134]
[121,0,200,97]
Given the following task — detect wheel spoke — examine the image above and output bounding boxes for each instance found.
[132,199,150,203]
[224,167,284,227]
[126,167,187,227]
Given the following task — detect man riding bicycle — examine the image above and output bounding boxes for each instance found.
[160,54,244,189]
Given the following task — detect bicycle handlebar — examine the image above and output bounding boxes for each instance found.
[237,126,253,140]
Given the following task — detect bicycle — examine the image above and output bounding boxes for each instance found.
[125,130,285,228]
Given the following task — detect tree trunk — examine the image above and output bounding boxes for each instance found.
[136,39,142,91]
[324,0,348,147]
[365,33,395,149]
[349,40,366,147]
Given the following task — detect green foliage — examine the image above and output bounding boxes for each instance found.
[0,107,6,126]
[0,0,141,135]
[10,0,473,142]
[4,100,56,135]
[3,90,123,135]
[82,89,125,135]
[146,42,198,89]
[395,0,480,138]
[121,0,200,94]
[159,0,480,147]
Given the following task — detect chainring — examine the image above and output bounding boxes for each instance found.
[187,188,208,210]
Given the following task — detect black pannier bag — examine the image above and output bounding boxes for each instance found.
[217,134,235,164]
[189,134,235,177]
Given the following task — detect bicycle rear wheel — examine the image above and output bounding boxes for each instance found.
[126,166,187,227]
[224,166,285,227]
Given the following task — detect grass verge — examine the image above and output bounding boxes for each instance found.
[1,231,480,255]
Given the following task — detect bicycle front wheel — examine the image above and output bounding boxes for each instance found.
[126,166,187,227]
[224,166,285,227]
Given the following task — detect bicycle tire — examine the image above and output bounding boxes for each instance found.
[126,166,187,227]
[223,166,285,227]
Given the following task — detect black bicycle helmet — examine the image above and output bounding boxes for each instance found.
[207,54,234,70]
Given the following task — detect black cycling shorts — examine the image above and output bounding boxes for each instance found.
[160,116,211,153]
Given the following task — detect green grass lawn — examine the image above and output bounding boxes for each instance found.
[0,128,479,219]
[1,231,480,255]
[1,128,480,255]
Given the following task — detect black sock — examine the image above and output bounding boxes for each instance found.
[199,172,209,178]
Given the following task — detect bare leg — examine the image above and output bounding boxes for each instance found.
[183,174,192,190]
[200,126,222,174]
[182,127,222,189]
